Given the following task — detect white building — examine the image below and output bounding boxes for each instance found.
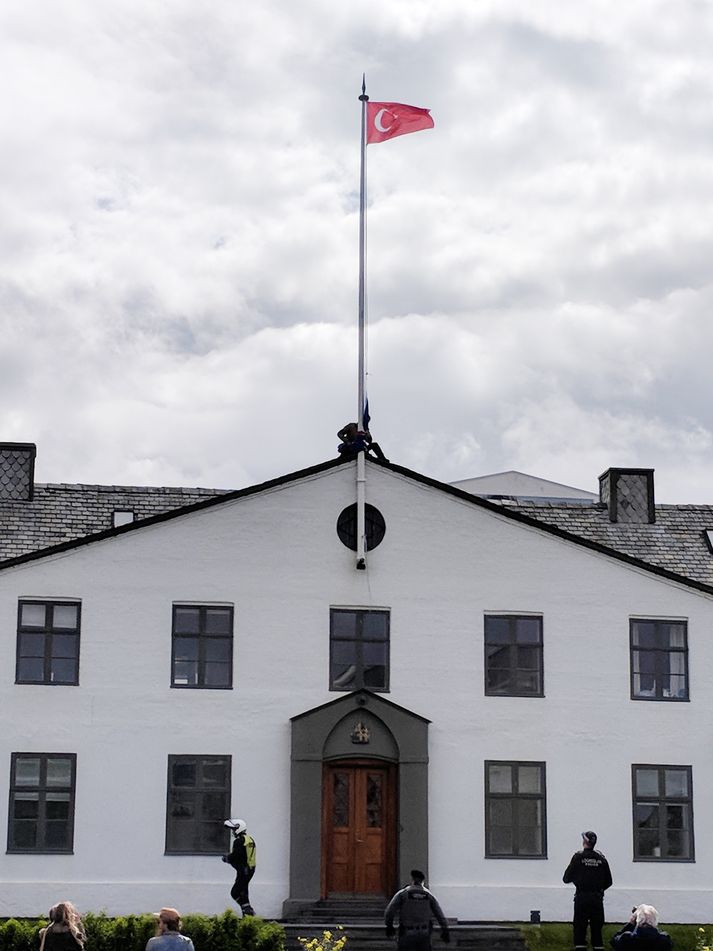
[2,443,713,923]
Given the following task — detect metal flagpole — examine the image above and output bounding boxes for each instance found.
[356,76,368,570]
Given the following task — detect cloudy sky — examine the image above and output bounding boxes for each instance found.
[3,1,713,502]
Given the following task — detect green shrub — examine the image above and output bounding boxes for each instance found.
[0,913,284,951]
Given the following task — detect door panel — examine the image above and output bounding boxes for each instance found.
[323,761,395,896]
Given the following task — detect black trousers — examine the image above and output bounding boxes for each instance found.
[230,866,255,914]
[396,932,432,951]
[573,892,604,948]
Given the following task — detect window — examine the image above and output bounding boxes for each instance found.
[632,764,693,861]
[336,504,386,551]
[165,755,231,853]
[330,608,389,691]
[8,753,76,852]
[630,619,688,700]
[171,605,233,688]
[112,509,135,527]
[16,601,81,685]
[485,761,546,858]
[484,615,543,697]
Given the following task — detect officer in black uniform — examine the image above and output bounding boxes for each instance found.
[563,831,613,951]
[384,869,450,951]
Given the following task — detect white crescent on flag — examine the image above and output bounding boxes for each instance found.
[374,108,394,133]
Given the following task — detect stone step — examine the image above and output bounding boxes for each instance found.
[282,923,528,951]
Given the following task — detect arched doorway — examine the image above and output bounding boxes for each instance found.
[284,690,429,916]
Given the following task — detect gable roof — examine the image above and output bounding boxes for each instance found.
[1,456,713,597]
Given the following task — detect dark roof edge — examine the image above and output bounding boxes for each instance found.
[383,460,713,598]
[290,687,432,723]
[2,455,713,598]
[0,456,347,572]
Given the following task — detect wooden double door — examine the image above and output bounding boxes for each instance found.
[322,760,396,896]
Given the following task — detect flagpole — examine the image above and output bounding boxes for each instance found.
[356,76,368,570]
[357,75,368,434]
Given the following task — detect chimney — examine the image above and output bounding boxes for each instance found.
[599,467,655,524]
[0,443,36,502]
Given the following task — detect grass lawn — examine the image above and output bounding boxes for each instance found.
[519,921,709,951]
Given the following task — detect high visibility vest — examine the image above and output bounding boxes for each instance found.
[244,833,257,870]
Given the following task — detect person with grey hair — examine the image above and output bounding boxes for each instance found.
[611,905,672,950]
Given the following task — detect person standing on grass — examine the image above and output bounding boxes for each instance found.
[563,830,613,951]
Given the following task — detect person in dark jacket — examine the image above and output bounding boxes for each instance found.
[563,830,613,951]
[222,817,256,916]
[611,905,672,950]
[39,902,86,951]
[384,869,450,951]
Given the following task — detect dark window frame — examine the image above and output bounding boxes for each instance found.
[165,754,231,854]
[329,607,390,692]
[171,604,234,690]
[629,618,689,701]
[632,764,694,862]
[484,760,547,859]
[484,614,544,698]
[15,600,81,686]
[7,752,77,853]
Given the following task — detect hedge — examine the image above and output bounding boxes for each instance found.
[0,911,285,951]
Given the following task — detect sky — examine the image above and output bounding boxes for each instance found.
[4,1,713,502]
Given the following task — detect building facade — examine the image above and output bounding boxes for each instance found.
[2,443,713,922]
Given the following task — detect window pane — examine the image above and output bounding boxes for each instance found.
[362,613,388,640]
[489,799,513,824]
[175,638,199,661]
[632,621,658,648]
[665,769,688,798]
[174,662,197,686]
[635,769,660,797]
[666,828,690,858]
[518,766,542,794]
[517,646,541,670]
[45,821,70,849]
[363,663,387,688]
[53,605,78,629]
[203,663,231,687]
[518,825,542,855]
[201,792,227,819]
[331,611,357,638]
[17,658,45,681]
[202,760,229,786]
[46,793,71,819]
[15,758,41,786]
[488,764,512,794]
[51,635,77,659]
[11,821,38,849]
[19,632,45,657]
[46,758,72,786]
[172,763,197,787]
[20,604,46,627]
[170,792,195,818]
[51,660,77,684]
[204,639,231,663]
[515,618,541,644]
[489,826,513,854]
[13,792,39,817]
[485,617,511,645]
[665,623,686,648]
[205,608,232,635]
[486,666,514,693]
[174,608,201,634]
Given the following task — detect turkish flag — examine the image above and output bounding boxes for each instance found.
[366,102,434,144]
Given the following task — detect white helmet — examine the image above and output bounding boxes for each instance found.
[224,818,247,834]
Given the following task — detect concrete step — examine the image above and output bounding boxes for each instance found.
[282,923,528,951]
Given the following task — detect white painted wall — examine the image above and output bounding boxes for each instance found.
[1,462,711,924]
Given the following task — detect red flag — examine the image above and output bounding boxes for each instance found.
[366,101,434,144]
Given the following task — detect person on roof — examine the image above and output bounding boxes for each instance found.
[337,422,388,462]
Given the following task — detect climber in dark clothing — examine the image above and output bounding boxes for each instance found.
[337,422,388,462]
[563,831,613,951]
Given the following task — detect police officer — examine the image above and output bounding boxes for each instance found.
[222,818,256,916]
[384,869,450,951]
[563,831,613,951]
